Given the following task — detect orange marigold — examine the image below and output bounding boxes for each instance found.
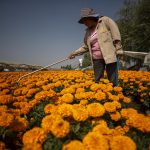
[83,132,109,150]
[10,116,28,132]
[87,103,105,117]
[0,95,14,104]
[62,140,85,150]
[110,111,121,121]
[104,102,117,113]
[110,135,136,150]
[72,105,89,122]
[22,143,42,150]
[22,127,47,145]
[0,112,14,127]
[60,93,74,103]
[51,119,70,138]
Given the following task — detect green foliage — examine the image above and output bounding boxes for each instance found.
[27,99,50,129]
[82,52,91,68]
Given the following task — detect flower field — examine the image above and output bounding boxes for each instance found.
[0,70,150,150]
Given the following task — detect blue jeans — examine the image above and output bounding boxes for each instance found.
[93,59,118,86]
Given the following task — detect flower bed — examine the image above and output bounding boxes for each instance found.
[0,70,150,150]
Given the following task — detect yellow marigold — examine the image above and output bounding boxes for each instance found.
[60,93,74,103]
[118,93,124,100]
[90,83,101,91]
[79,99,89,106]
[110,95,120,101]
[84,91,95,100]
[0,112,14,127]
[62,140,85,150]
[41,114,62,133]
[54,81,62,87]
[87,103,105,117]
[0,105,8,114]
[60,87,75,95]
[112,101,121,109]
[123,96,131,103]
[44,104,58,114]
[0,95,14,104]
[104,102,117,113]
[76,88,85,93]
[110,111,121,121]
[51,119,70,138]
[120,108,138,119]
[93,124,111,135]
[111,126,127,136]
[72,105,89,122]
[83,132,109,150]
[126,113,150,132]
[113,86,123,93]
[47,89,56,97]
[22,143,42,150]
[42,84,54,91]
[26,88,40,98]
[57,103,73,117]
[34,91,48,100]
[22,127,47,145]
[0,141,6,150]
[110,135,136,150]
[94,91,106,101]
[0,83,9,89]
[36,80,48,87]
[10,116,28,132]
[13,89,22,96]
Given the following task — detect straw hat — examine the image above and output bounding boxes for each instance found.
[78,8,99,24]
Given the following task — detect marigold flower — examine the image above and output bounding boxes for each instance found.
[22,143,42,150]
[60,93,74,103]
[57,103,73,117]
[76,87,85,93]
[94,91,106,101]
[72,105,89,121]
[41,114,62,133]
[120,108,138,119]
[51,119,70,138]
[83,132,109,150]
[87,103,105,117]
[110,111,121,121]
[0,112,14,127]
[62,140,85,150]
[93,124,111,135]
[113,86,123,93]
[0,95,14,104]
[104,102,117,113]
[123,96,131,103]
[10,116,28,132]
[22,127,47,145]
[79,99,88,106]
[44,104,58,114]
[110,135,136,150]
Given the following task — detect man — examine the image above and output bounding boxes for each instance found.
[69,8,123,86]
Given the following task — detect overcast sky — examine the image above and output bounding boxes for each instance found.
[0,0,124,67]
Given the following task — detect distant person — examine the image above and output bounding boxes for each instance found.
[69,8,123,86]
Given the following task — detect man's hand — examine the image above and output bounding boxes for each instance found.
[68,53,76,59]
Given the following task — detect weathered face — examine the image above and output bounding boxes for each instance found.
[82,18,96,28]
